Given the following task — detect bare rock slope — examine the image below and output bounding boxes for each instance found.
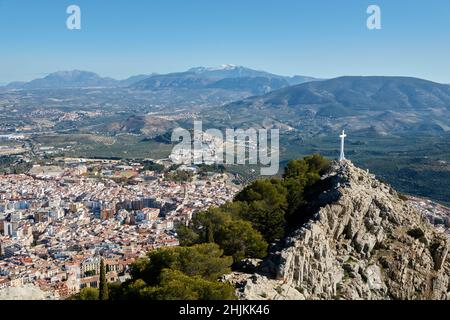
[227,160,449,300]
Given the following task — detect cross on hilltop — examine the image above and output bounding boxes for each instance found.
[339,130,347,161]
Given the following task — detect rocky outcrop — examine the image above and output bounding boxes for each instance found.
[0,285,54,300]
[226,160,450,300]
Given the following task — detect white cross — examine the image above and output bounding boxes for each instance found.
[339,130,347,161]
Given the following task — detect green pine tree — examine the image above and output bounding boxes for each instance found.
[205,220,215,243]
[99,259,109,300]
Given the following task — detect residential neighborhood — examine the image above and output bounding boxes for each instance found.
[0,158,240,299]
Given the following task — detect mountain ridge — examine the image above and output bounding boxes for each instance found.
[227,76,450,110]
[218,75,450,135]
[131,65,320,91]
[2,70,150,89]
[2,66,319,91]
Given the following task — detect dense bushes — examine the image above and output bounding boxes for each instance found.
[177,206,268,262]
[122,269,235,300]
[69,287,99,300]
[234,179,288,243]
[113,243,236,300]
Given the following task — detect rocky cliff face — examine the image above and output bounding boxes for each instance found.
[226,160,450,300]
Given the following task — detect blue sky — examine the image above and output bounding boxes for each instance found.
[0,0,449,83]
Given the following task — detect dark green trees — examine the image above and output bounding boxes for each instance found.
[282,154,330,223]
[99,259,109,300]
[177,207,268,263]
[68,287,99,300]
[131,243,233,283]
[119,244,236,300]
[150,269,235,300]
[234,179,288,243]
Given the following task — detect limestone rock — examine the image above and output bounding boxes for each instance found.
[0,285,54,300]
[227,160,450,300]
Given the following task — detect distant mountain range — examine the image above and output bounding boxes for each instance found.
[217,76,450,135]
[131,65,319,94]
[2,66,320,94]
[6,71,449,137]
[5,69,450,136]
[188,64,317,85]
[228,76,450,112]
[3,70,154,89]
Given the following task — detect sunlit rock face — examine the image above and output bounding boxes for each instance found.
[226,160,450,300]
[0,284,55,300]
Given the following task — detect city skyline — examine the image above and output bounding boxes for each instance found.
[0,0,449,84]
